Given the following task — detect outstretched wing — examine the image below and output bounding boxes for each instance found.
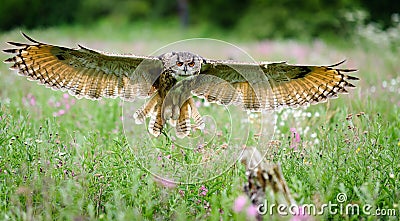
[193,59,358,111]
[3,33,162,101]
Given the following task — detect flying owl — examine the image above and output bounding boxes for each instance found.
[3,33,359,138]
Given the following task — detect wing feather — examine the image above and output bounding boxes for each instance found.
[196,59,358,111]
[3,33,162,101]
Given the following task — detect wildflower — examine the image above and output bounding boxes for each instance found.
[178,189,185,197]
[199,185,208,196]
[233,195,247,212]
[53,109,66,117]
[220,143,228,149]
[303,159,312,165]
[29,94,36,106]
[290,128,301,149]
[22,93,36,106]
[246,205,258,218]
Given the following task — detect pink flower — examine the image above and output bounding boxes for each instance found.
[233,195,247,212]
[63,93,69,99]
[53,109,66,117]
[199,185,208,196]
[22,93,36,106]
[58,109,66,116]
[290,128,301,149]
[29,94,36,106]
[246,205,258,217]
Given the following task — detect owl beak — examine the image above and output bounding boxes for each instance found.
[183,65,187,73]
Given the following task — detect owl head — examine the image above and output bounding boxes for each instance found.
[160,52,204,76]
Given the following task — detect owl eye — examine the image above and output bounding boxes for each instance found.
[188,61,195,67]
[176,61,184,66]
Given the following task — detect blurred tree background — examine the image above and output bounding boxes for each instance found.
[0,0,399,40]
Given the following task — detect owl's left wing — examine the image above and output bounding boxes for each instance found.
[192,58,358,111]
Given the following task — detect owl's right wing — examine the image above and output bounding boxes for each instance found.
[3,33,163,101]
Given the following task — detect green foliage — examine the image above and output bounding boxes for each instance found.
[0,0,78,29]
[190,0,251,28]
[0,0,399,40]
[235,0,359,40]
[359,0,400,29]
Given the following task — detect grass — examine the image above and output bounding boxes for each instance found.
[0,23,399,220]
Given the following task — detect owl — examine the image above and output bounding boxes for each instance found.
[240,147,295,209]
[3,33,359,138]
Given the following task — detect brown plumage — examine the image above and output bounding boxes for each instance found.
[241,147,296,220]
[3,33,359,138]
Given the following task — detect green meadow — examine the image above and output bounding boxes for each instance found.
[0,22,399,220]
